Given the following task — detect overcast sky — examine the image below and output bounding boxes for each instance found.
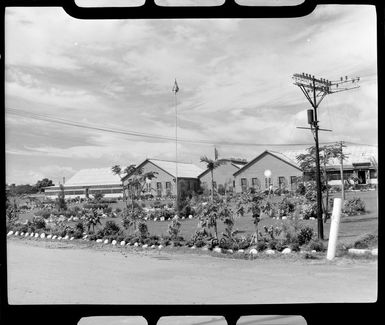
[5,5,377,185]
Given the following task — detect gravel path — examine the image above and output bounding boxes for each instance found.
[7,239,377,304]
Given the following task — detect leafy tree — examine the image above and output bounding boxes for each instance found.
[8,184,38,196]
[35,178,54,193]
[296,142,348,221]
[200,156,226,201]
[167,218,182,241]
[6,197,19,229]
[111,165,122,176]
[85,209,102,233]
[111,164,137,207]
[123,167,158,212]
[236,190,275,244]
[121,206,146,234]
[197,197,233,239]
[56,184,67,211]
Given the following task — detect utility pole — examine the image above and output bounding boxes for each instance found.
[293,73,360,240]
[340,140,345,201]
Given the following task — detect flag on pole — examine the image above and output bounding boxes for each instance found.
[172,79,179,93]
[214,147,219,160]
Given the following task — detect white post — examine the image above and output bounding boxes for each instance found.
[326,198,342,260]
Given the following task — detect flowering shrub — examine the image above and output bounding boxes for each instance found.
[83,203,109,210]
[31,216,46,230]
[304,182,317,202]
[256,241,267,252]
[307,239,325,252]
[189,228,211,247]
[261,225,283,241]
[143,235,161,246]
[34,209,52,219]
[167,218,181,240]
[98,220,122,237]
[301,202,317,220]
[276,196,296,218]
[343,197,366,216]
[137,221,149,240]
[353,233,377,249]
[297,226,314,246]
[198,198,233,239]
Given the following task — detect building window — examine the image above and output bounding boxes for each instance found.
[264,177,272,189]
[370,169,377,179]
[241,178,247,192]
[278,177,287,189]
[156,182,162,197]
[166,182,172,196]
[251,177,260,190]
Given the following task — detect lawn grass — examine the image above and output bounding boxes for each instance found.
[13,189,378,246]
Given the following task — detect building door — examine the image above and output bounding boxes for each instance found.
[357,170,366,184]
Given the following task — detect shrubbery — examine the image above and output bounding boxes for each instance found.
[34,209,52,219]
[32,216,46,230]
[276,197,296,217]
[297,226,314,246]
[96,220,122,239]
[353,233,377,249]
[343,197,366,216]
[83,203,109,210]
[307,239,325,252]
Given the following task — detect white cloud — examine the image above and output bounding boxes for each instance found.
[5,5,377,184]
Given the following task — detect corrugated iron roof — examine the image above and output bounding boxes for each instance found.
[279,144,377,168]
[64,167,122,186]
[148,159,204,178]
[268,150,301,168]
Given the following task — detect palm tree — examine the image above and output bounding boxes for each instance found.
[200,156,225,201]
[111,164,136,208]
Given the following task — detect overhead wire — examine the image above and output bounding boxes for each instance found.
[6,107,347,147]
[6,108,340,147]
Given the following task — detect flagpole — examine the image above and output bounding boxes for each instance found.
[173,79,179,216]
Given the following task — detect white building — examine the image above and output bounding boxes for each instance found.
[44,168,123,199]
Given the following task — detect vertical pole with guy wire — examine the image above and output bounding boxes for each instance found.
[340,140,345,201]
[172,79,179,216]
[293,73,360,240]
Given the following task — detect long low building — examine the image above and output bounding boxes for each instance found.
[281,144,378,186]
[44,168,123,199]
[43,144,377,199]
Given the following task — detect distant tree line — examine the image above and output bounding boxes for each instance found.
[6,178,54,196]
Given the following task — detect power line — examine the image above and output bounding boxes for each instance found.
[6,107,333,147]
[6,107,377,148]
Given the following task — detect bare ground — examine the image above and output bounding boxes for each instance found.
[7,238,377,304]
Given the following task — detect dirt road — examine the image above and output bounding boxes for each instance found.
[7,239,377,304]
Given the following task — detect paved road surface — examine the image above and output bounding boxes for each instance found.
[7,239,377,304]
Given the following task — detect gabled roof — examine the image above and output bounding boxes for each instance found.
[233,150,302,176]
[123,158,204,180]
[63,167,122,186]
[198,159,247,179]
